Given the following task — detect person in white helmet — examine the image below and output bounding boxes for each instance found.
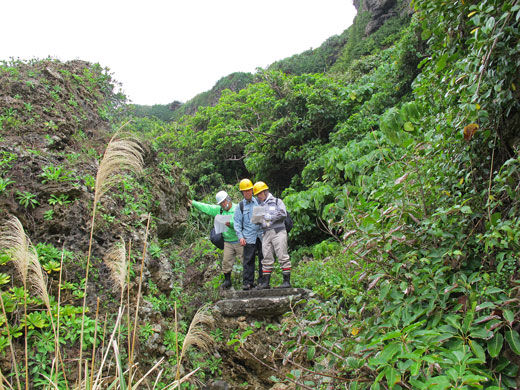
[188,190,242,288]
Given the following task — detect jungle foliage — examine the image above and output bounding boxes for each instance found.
[156,0,520,388]
[1,0,519,388]
[268,29,351,75]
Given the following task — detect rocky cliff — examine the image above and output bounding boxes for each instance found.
[353,0,412,34]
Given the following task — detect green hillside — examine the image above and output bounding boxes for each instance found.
[1,0,519,388]
[132,72,255,122]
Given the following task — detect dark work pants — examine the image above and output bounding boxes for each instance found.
[242,238,263,285]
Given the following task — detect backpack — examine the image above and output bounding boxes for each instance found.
[274,198,293,233]
[210,227,224,249]
[284,210,294,233]
[209,208,225,250]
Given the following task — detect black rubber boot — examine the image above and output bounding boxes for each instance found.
[221,273,231,289]
[257,273,271,289]
[279,273,291,288]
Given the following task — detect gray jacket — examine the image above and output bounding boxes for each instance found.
[260,193,287,232]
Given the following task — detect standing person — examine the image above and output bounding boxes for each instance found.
[188,190,243,289]
[253,181,291,289]
[234,178,264,290]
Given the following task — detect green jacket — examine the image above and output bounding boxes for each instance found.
[191,200,239,242]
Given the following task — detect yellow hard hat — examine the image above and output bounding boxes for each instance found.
[253,181,268,196]
[239,178,253,191]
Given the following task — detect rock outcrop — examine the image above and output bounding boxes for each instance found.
[210,288,313,389]
[353,0,413,35]
[215,288,312,317]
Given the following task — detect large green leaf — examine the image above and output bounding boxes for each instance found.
[503,309,515,325]
[306,345,316,360]
[435,53,449,72]
[384,366,400,388]
[487,333,503,358]
[469,339,486,363]
[505,329,520,355]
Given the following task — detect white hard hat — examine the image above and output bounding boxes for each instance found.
[215,190,228,205]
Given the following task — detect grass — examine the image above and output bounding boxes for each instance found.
[0,129,215,390]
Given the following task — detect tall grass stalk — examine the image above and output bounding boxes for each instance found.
[128,214,151,390]
[126,240,132,380]
[89,308,176,390]
[98,313,109,382]
[104,238,127,357]
[27,246,70,389]
[176,305,214,382]
[92,307,124,389]
[164,368,200,390]
[174,302,180,382]
[55,246,66,388]
[131,357,165,388]
[0,368,13,390]
[89,298,101,386]
[0,293,21,390]
[179,305,214,362]
[0,216,35,390]
[0,215,73,389]
[104,238,127,308]
[111,340,127,390]
[78,129,144,384]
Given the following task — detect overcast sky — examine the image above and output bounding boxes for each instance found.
[1,1,356,106]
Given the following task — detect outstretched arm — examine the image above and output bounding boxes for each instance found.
[190,200,221,217]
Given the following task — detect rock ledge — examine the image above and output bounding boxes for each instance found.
[214,288,312,317]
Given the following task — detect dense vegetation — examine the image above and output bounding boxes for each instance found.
[133,72,255,122]
[1,0,519,389]
[156,0,520,387]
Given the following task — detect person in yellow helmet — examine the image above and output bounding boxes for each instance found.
[234,179,264,290]
[253,181,291,289]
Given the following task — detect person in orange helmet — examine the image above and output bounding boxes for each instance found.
[253,181,291,289]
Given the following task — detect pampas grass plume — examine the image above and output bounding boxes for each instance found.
[28,255,50,311]
[94,133,144,207]
[0,215,34,287]
[180,305,214,360]
[104,238,127,292]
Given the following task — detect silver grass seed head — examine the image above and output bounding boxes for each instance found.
[104,238,127,292]
[0,215,33,286]
[94,133,144,207]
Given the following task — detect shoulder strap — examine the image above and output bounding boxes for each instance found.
[240,200,245,229]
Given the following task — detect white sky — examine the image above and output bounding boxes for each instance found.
[1,1,356,106]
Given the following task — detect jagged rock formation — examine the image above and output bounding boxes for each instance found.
[353,0,412,34]
[0,60,196,381]
[0,59,189,251]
